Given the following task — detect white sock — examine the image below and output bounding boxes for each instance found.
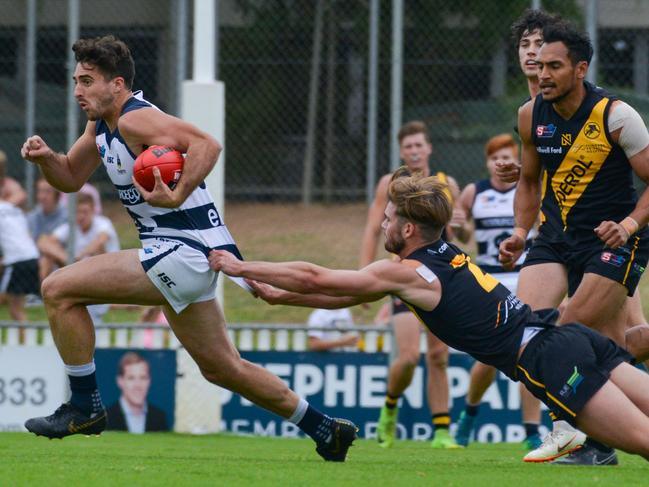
[287,398,309,424]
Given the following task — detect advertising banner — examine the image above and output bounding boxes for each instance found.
[0,346,67,432]
[95,348,177,433]
[220,351,553,442]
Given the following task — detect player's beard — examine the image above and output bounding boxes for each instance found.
[86,92,116,121]
[384,231,406,255]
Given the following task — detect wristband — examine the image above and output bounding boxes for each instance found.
[620,216,639,236]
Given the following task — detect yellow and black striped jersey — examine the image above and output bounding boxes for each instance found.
[398,240,532,379]
[532,82,637,243]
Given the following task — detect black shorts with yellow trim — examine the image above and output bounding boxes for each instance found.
[521,232,571,268]
[516,323,632,426]
[565,228,649,297]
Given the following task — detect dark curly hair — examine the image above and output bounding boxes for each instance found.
[543,20,593,65]
[510,8,562,47]
[72,35,135,89]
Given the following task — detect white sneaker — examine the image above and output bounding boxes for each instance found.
[523,421,587,463]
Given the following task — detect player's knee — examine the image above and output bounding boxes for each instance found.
[426,346,449,369]
[40,271,71,308]
[397,349,421,368]
[199,354,244,388]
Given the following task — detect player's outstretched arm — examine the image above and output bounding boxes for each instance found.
[210,249,408,299]
[120,108,221,208]
[246,279,377,309]
[21,123,102,193]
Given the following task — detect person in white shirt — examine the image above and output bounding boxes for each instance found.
[38,192,119,324]
[307,308,358,351]
[0,198,40,322]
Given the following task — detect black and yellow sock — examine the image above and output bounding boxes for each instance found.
[384,394,400,409]
[432,413,451,430]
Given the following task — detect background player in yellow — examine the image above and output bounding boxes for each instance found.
[359,120,462,448]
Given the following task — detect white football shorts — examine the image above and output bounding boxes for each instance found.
[139,237,218,313]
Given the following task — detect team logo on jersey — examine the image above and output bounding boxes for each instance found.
[559,366,583,398]
[116,154,126,174]
[426,242,448,255]
[117,184,144,205]
[572,143,608,154]
[561,133,572,146]
[97,144,106,158]
[601,252,625,267]
[583,122,601,139]
[536,124,556,138]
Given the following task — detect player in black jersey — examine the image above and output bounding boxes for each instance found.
[499,20,649,465]
[210,169,649,463]
[359,121,462,449]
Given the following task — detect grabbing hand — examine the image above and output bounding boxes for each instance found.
[21,136,53,164]
[132,167,184,208]
[495,160,521,183]
[208,249,242,276]
[499,234,525,271]
[595,220,633,249]
[246,279,284,304]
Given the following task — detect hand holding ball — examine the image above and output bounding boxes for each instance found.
[133,146,184,192]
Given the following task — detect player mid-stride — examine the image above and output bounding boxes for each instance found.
[20,35,356,462]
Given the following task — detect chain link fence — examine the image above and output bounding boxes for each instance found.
[2,0,649,321]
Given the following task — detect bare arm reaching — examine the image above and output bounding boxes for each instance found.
[499,102,542,269]
[210,249,440,312]
[21,123,102,193]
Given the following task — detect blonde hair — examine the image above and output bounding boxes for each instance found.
[388,166,452,240]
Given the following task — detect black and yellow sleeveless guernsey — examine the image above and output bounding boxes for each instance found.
[528,81,649,296]
[400,239,634,424]
[399,239,532,379]
[532,82,635,242]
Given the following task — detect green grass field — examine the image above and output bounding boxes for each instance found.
[0,433,645,486]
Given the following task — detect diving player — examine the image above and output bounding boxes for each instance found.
[210,168,649,464]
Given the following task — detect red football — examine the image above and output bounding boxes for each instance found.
[133,145,184,192]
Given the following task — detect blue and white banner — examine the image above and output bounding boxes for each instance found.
[220,351,552,442]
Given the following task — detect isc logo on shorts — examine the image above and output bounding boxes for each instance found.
[157,272,176,288]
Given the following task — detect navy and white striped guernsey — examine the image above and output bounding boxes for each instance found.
[95,91,240,257]
[471,179,534,273]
